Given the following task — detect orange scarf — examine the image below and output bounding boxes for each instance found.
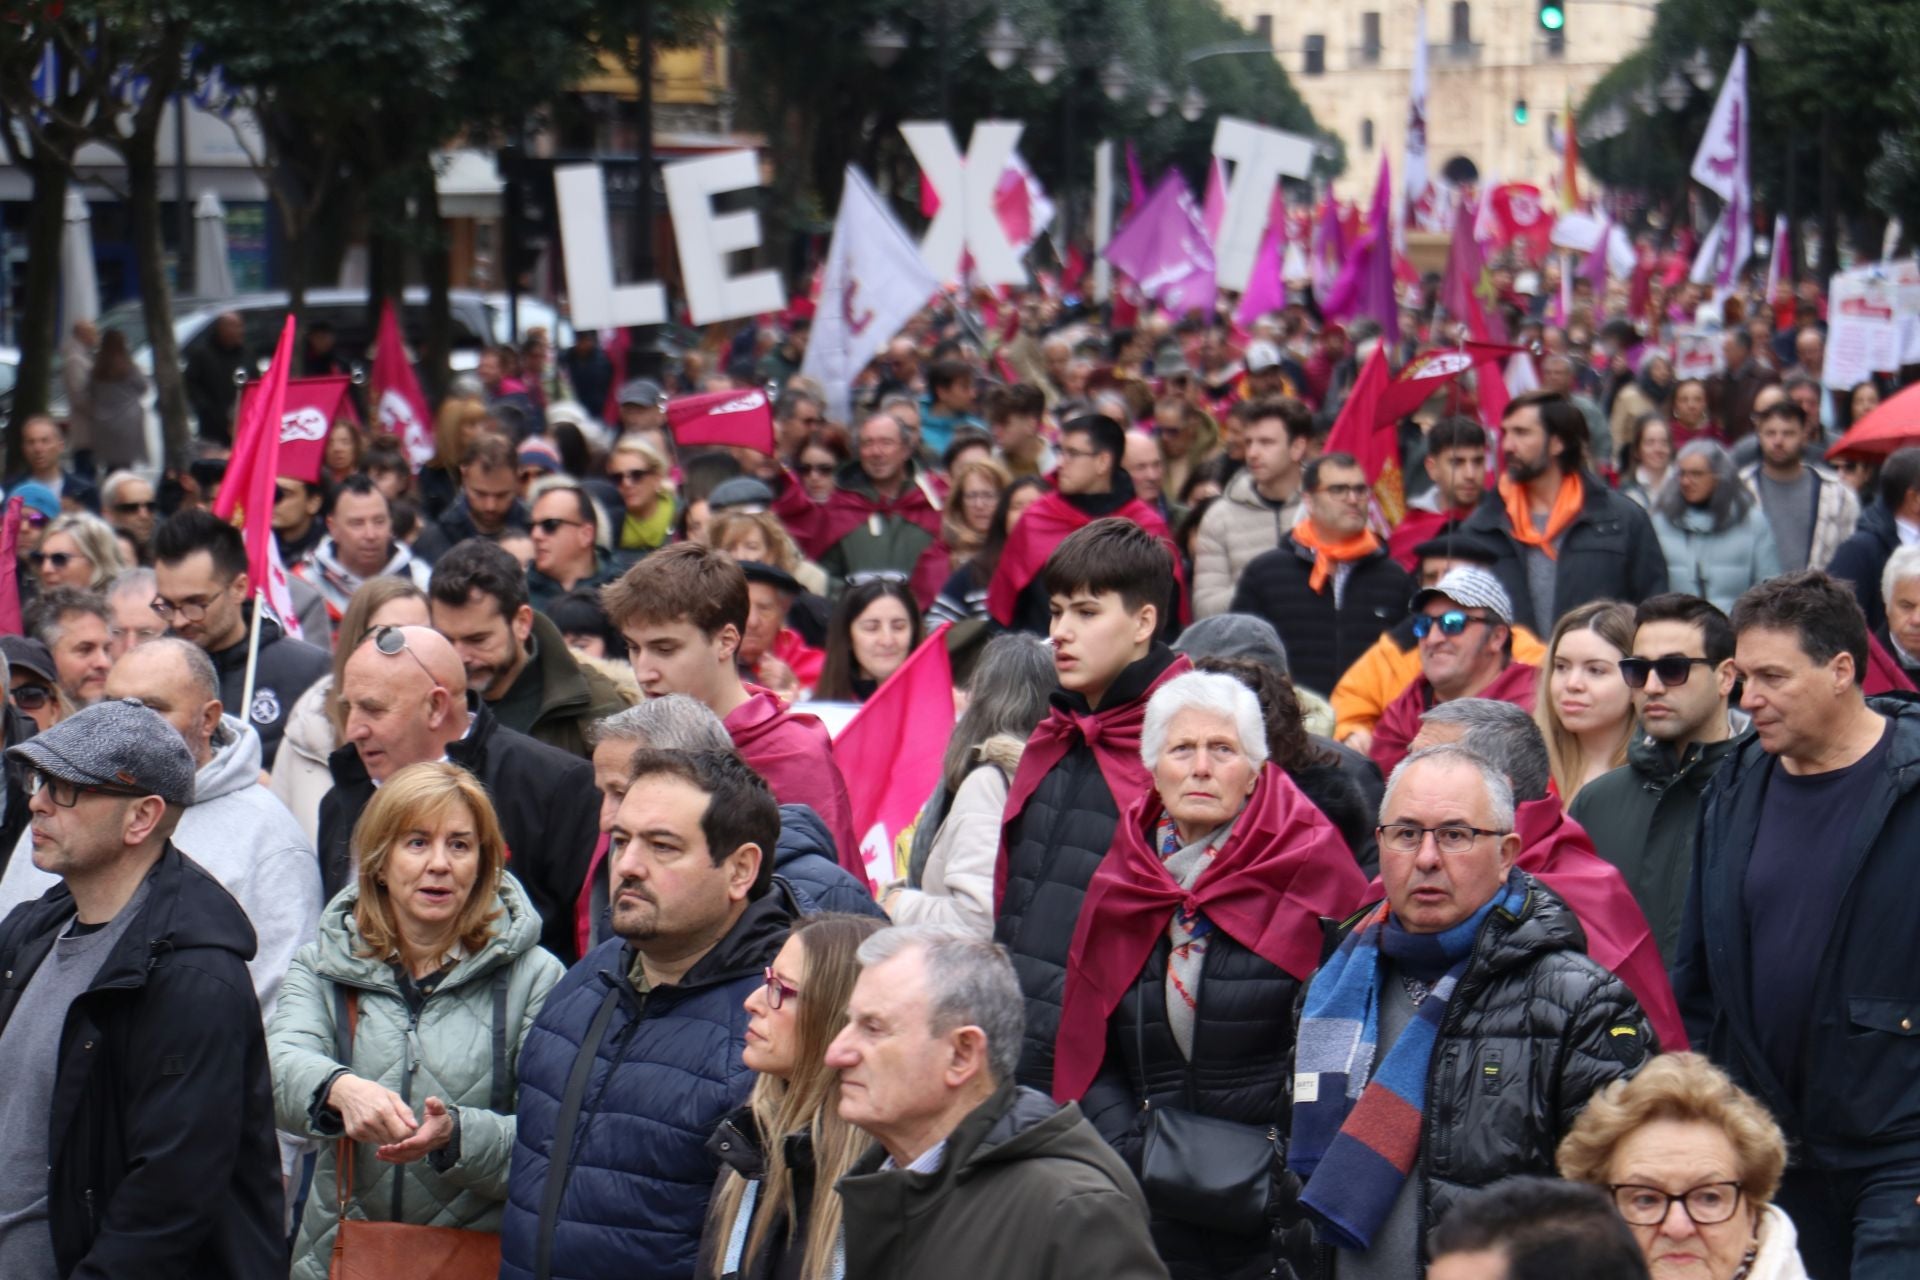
[1292,522,1382,594]
[1499,471,1584,560]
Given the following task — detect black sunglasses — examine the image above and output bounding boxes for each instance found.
[11,685,51,712]
[28,551,82,570]
[369,625,439,687]
[1411,610,1489,639]
[113,500,156,515]
[610,468,656,485]
[531,517,586,536]
[1618,656,1715,689]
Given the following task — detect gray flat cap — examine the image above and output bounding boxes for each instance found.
[1171,613,1291,677]
[8,697,197,806]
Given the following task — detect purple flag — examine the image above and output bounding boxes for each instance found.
[1236,205,1287,328]
[1125,142,1147,209]
[1322,154,1398,335]
[1311,198,1347,299]
[1103,171,1216,319]
[1582,213,1612,297]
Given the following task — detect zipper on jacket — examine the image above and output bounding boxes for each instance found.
[84,1187,97,1237]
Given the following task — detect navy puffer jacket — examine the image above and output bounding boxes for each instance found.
[774,805,887,919]
[499,882,796,1280]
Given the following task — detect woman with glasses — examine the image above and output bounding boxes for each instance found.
[269,762,565,1280]
[795,427,851,505]
[1059,671,1367,1279]
[607,434,677,560]
[2,635,70,733]
[1534,601,1637,807]
[1559,1053,1808,1280]
[939,456,1009,567]
[1651,441,1781,612]
[36,512,125,592]
[699,913,884,1280]
[269,577,431,844]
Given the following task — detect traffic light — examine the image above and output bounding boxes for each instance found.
[1513,98,1529,125]
[1537,0,1566,31]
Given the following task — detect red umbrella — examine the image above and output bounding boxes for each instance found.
[1826,381,1920,460]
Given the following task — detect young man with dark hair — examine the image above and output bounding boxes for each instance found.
[1230,451,1413,697]
[429,537,633,759]
[501,747,797,1280]
[1427,1177,1650,1280]
[1389,416,1491,570]
[988,415,1185,636]
[920,357,985,458]
[987,382,1054,478]
[526,481,619,614]
[1677,570,1920,1279]
[600,544,862,878]
[270,474,327,565]
[152,507,330,768]
[1192,396,1312,616]
[294,472,431,636]
[1737,398,1858,573]
[412,432,530,565]
[1571,593,1747,962]
[1828,443,1920,632]
[1459,390,1668,637]
[996,517,1190,1091]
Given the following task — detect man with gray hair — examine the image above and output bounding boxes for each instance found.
[103,567,166,660]
[1878,543,1920,685]
[1410,700,1685,1050]
[828,926,1169,1280]
[1285,744,1650,1279]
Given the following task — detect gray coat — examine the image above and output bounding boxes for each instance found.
[268,872,564,1280]
[1652,504,1782,613]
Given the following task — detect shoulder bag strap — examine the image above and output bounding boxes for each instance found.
[490,968,511,1114]
[532,983,623,1280]
[335,988,361,1219]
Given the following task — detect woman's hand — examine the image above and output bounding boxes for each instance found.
[327,1074,419,1145]
[376,1097,456,1165]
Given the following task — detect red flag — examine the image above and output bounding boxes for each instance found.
[236,374,359,484]
[666,386,777,454]
[1372,341,1522,427]
[369,302,434,469]
[1484,183,1557,262]
[1322,346,1401,523]
[833,624,956,888]
[0,497,23,636]
[1441,200,1492,340]
[214,315,304,640]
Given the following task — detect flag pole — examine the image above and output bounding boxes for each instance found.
[239,587,267,724]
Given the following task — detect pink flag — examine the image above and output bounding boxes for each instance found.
[1202,157,1228,245]
[1441,199,1491,340]
[1235,215,1287,328]
[1765,213,1791,301]
[834,624,955,886]
[0,498,22,636]
[1322,154,1398,335]
[1102,172,1216,319]
[1311,198,1347,299]
[1583,214,1613,297]
[666,386,777,454]
[1125,142,1147,208]
[369,302,434,469]
[214,315,303,640]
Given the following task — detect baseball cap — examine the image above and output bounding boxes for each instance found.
[9,482,58,520]
[8,697,197,806]
[618,379,665,409]
[1244,340,1284,373]
[0,635,57,684]
[1409,566,1515,626]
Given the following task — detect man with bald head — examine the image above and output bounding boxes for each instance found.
[770,409,949,603]
[317,623,601,962]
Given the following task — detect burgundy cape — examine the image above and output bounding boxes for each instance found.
[1370,661,1540,777]
[985,490,1190,628]
[770,467,950,606]
[725,687,864,879]
[1054,765,1372,1101]
[993,654,1193,913]
[1360,797,1688,1052]
[1864,632,1918,696]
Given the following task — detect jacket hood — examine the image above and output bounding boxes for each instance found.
[308,866,545,994]
[954,1083,1116,1181]
[1625,711,1752,788]
[774,803,836,870]
[608,877,798,996]
[976,733,1026,776]
[1223,465,1295,512]
[195,714,265,804]
[1856,498,1897,548]
[310,536,418,584]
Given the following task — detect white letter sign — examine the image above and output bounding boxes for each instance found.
[661,150,788,326]
[1211,117,1316,292]
[899,120,1025,286]
[554,163,667,330]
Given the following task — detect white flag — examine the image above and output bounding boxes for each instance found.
[1402,1,1440,239]
[802,166,942,424]
[1690,46,1748,202]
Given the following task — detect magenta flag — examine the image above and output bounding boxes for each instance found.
[0,497,22,636]
[1125,142,1147,208]
[370,302,435,469]
[1103,171,1217,318]
[834,624,955,888]
[1235,215,1287,327]
[1322,154,1398,334]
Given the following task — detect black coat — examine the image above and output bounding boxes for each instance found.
[0,703,36,877]
[1675,695,1920,1166]
[317,696,601,964]
[1288,874,1652,1265]
[1829,501,1899,633]
[1227,536,1413,698]
[999,645,1181,1091]
[697,1109,819,1280]
[204,605,330,771]
[1291,743,1382,878]
[0,845,284,1278]
[1457,474,1669,632]
[410,494,531,566]
[1080,930,1316,1280]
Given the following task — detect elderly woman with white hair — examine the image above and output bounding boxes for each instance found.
[1651,440,1781,612]
[1054,670,1370,1280]
[1878,543,1920,687]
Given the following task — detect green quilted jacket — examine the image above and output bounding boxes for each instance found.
[269,872,565,1280]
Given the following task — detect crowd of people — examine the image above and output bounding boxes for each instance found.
[0,264,1911,1280]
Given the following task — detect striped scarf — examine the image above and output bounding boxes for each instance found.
[1287,874,1527,1251]
[1155,815,1228,1060]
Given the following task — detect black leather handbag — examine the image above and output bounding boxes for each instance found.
[1133,974,1279,1235]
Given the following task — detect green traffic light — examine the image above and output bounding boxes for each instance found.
[1514,99,1529,124]
[1539,4,1566,29]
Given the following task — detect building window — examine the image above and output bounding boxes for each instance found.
[1451,1,1471,45]
[1361,118,1374,149]
[1361,12,1382,62]
[1253,13,1273,43]
[1304,34,1325,76]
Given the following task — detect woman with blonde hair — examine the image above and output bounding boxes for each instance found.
[712,508,830,598]
[1534,600,1637,806]
[420,394,493,519]
[939,456,1009,565]
[34,511,125,591]
[269,762,565,1280]
[1558,1053,1807,1280]
[701,913,886,1280]
[269,576,430,841]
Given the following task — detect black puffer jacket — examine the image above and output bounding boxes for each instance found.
[1080,931,1315,1280]
[697,1108,821,1280]
[1288,873,1653,1266]
[1227,538,1413,699]
[999,645,1184,1090]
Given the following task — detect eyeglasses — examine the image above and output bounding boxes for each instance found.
[26,768,146,808]
[1609,1182,1744,1228]
[368,625,438,686]
[22,511,49,527]
[1058,445,1100,462]
[797,462,837,478]
[28,551,85,571]
[113,500,157,515]
[1411,611,1490,640]
[1376,822,1510,855]
[762,966,801,1011]
[962,489,999,506]
[1618,656,1715,689]
[611,468,657,485]
[531,517,587,536]
[1317,483,1370,501]
[11,685,51,712]
[151,580,233,622]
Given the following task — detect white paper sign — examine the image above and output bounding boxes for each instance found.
[554,163,667,330]
[1825,269,1899,391]
[899,120,1026,286]
[1673,329,1723,382]
[1210,116,1316,292]
[661,150,787,326]
[1889,259,1920,364]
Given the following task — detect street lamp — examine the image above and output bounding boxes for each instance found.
[982,13,1025,72]
[1145,82,1172,117]
[863,20,908,69]
[1027,36,1063,85]
[1179,85,1207,122]
[1099,57,1131,103]
[1658,71,1689,111]
[1684,48,1716,89]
